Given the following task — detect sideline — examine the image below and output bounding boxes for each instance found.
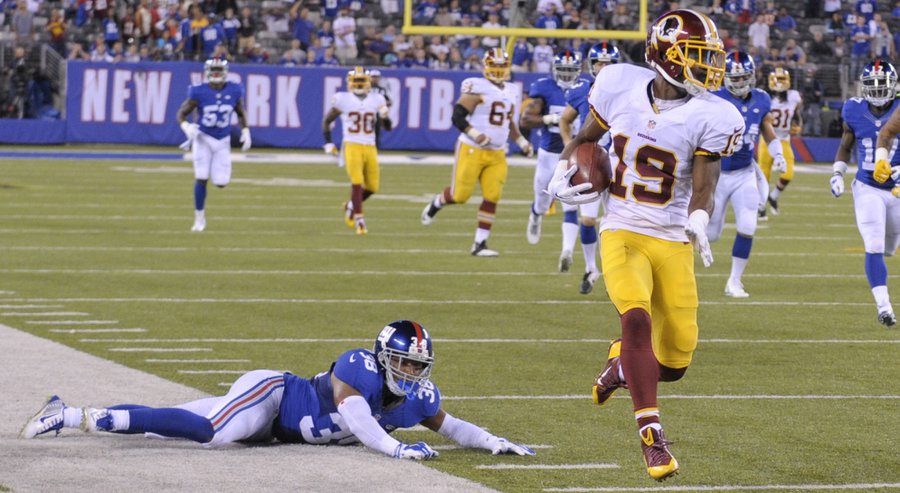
[0,323,494,493]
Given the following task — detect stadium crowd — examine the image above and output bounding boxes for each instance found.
[1,0,898,127]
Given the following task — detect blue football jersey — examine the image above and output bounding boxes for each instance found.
[565,78,610,149]
[528,77,568,153]
[713,88,772,172]
[272,349,441,444]
[186,82,245,140]
[842,97,900,189]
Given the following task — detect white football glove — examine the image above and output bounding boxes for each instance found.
[180,121,199,141]
[542,113,560,126]
[547,160,599,205]
[491,438,536,456]
[891,165,900,182]
[393,441,439,460]
[324,143,337,156]
[685,209,713,268]
[772,154,788,174]
[830,173,844,197]
[240,127,252,152]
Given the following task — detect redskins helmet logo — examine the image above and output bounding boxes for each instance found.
[651,14,684,50]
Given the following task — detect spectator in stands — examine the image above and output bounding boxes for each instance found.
[720,28,737,51]
[407,48,429,68]
[894,1,900,18]
[535,6,561,29]
[763,46,786,67]
[482,13,502,49]
[510,37,532,72]
[832,30,849,57]
[236,7,256,57]
[47,9,67,56]
[318,19,336,50]
[427,35,449,61]
[289,5,313,50]
[317,45,339,66]
[824,0,842,16]
[301,47,316,66]
[448,46,463,69]
[537,0,563,16]
[110,40,125,62]
[808,30,835,61]
[433,5,452,26]
[872,18,894,59]
[102,8,121,50]
[801,67,824,136]
[264,5,289,33]
[200,16,227,58]
[179,4,209,60]
[221,7,239,54]
[364,31,390,63]
[12,1,34,46]
[8,46,33,118]
[134,0,156,47]
[123,42,140,62]
[121,6,137,44]
[748,14,770,52]
[736,0,756,23]
[414,0,437,25]
[91,37,115,61]
[68,42,90,60]
[850,14,871,77]
[826,10,846,37]
[807,0,823,18]
[381,0,400,19]
[247,42,269,64]
[431,49,449,69]
[773,7,798,38]
[334,8,358,63]
[93,0,110,27]
[532,37,553,73]
[280,39,305,66]
[611,3,632,30]
[462,38,484,63]
[781,38,807,67]
[856,0,876,22]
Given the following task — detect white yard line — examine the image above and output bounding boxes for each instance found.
[176,370,245,375]
[146,359,250,363]
[476,463,619,470]
[77,337,900,344]
[107,347,213,352]
[1,311,88,316]
[48,328,147,334]
[26,320,118,325]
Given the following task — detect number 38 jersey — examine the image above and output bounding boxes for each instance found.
[272,349,441,445]
[331,91,389,146]
[588,64,744,241]
[458,77,520,151]
[187,82,245,140]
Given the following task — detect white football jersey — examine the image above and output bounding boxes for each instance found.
[769,89,802,139]
[457,77,520,151]
[331,91,388,146]
[588,64,745,241]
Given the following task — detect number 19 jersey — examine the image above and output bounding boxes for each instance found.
[187,82,245,140]
[588,64,745,241]
[331,91,388,146]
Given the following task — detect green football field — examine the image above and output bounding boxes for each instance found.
[1,151,898,492]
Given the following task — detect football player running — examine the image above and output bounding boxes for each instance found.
[710,51,785,298]
[421,48,533,257]
[323,67,392,235]
[21,320,535,459]
[548,9,744,480]
[176,57,251,232]
[836,59,900,327]
[519,49,582,257]
[558,41,619,295]
[758,67,802,219]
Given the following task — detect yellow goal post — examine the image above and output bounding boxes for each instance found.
[401,0,649,55]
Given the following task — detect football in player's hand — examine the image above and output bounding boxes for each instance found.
[568,142,612,194]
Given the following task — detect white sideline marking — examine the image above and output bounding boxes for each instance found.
[1,311,88,316]
[544,483,900,492]
[77,337,900,344]
[0,290,15,294]
[48,328,146,334]
[431,444,555,451]
[177,370,245,375]
[107,347,213,352]
[146,358,250,363]
[0,304,64,308]
[0,297,880,307]
[0,268,882,280]
[26,320,118,325]
[476,463,619,470]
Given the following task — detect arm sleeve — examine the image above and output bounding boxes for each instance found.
[337,395,402,457]
[436,412,500,451]
[452,104,470,133]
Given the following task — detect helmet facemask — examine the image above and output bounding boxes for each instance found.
[205,58,228,85]
[377,346,433,398]
[768,69,791,94]
[666,39,725,96]
[861,66,898,107]
[483,49,511,84]
[347,67,371,96]
[553,53,582,89]
[724,71,755,98]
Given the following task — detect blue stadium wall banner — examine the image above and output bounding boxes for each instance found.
[65,61,543,150]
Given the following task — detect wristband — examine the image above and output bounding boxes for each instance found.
[466,127,484,141]
[516,136,530,149]
[688,209,710,228]
[767,138,783,159]
[832,160,848,175]
[876,147,889,163]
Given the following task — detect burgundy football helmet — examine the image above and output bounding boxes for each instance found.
[645,9,726,96]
